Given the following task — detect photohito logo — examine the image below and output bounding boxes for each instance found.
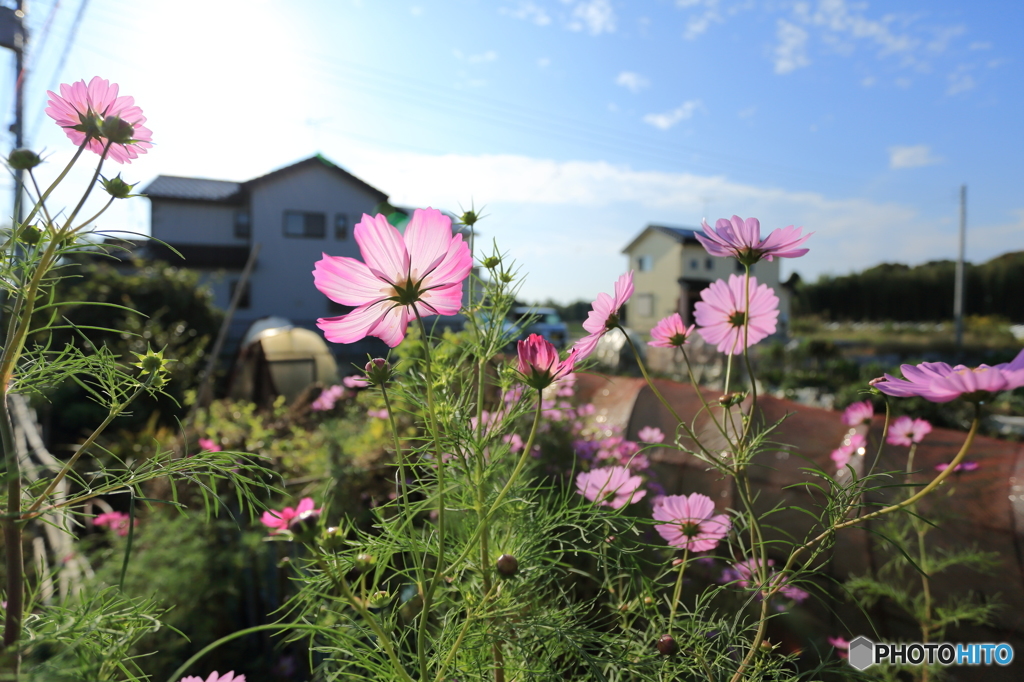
[847,636,1014,671]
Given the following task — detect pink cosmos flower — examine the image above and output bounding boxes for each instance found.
[873,348,1024,403]
[841,400,873,426]
[694,275,779,355]
[576,466,646,509]
[886,416,932,447]
[935,461,979,473]
[728,558,808,602]
[180,673,245,682]
[314,208,472,347]
[45,77,153,164]
[696,215,811,264]
[517,334,578,390]
[828,637,850,659]
[367,408,389,420]
[638,426,665,443]
[831,433,866,470]
[260,497,320,534]
[647,313,695,348]
[573,272,634,361]
[653,493,731,552]
[198,437,221,452]
[343,375,370,389]
[93,511,131,537]
[311,385,346,411]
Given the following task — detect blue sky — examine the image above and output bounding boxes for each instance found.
[3,0,1021,303]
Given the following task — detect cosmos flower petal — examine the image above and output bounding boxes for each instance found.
[354,213,410,282]
[313,253,391,306]
[404,208,455,280]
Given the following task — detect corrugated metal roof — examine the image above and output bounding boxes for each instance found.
[141,175,243,202]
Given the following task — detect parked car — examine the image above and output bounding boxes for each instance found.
[510,306,570,349]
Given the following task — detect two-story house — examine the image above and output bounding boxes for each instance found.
[622,224,791,336]
[139,154,393,354]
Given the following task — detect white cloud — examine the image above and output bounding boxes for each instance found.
[615,71,650,93]
[969,41,992,50]
[774,20,810,74]
[681,0,723,40]
[643,100,703,130]
[947,65,975,95]
[737,106,757,119]
[888,145,942,169]
[500,1,551,26]
[468,50,498,64]
[566,0,616,35]
[861,76,875,87]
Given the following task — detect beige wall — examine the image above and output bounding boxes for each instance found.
[624,229,682,334]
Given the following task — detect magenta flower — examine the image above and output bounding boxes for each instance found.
[638,426,665,443]
[694,275,779,355]
[517,333,579,389]
[180,673,246,682]
[653,493,731,552]
[343,375,370,389]
[886,416,932,447]
[45,77,153,163]
[831,432,866,470]
[573,272,634,361]
[729,558,808,602]
[576,466,646,509]
[696,215,811,265]
[873,349,1024,403]
[935,461,979,473]
[647,313,695,349]
[198,437,221,452]
[260,497,320,534]
[93,511,132,537]
[828,637,850,659]
[314,209,472,347]
[841,400,873,426]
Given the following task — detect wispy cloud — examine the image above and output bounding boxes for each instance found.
[615,71,650,93]
[774,20,810,74]
[737,106,757,119]
[680,0,723,40]
[643,100,703,130]
[888,145,942,169]
[499,1,551,26]
[947,65,975,95]
[567,0,616,35]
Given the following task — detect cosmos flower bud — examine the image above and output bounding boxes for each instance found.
[496,553,519,577]
[320,526,344,551]
[14,224,41,246]
[364,358,392,386]
[8,148,42,170]
[355,552,376,573]
[100,115,136,144]
[460,209,480,226]
[657,635,678,656]
[482,256,500,269]
[101,173,138,199]
[368,590,390,608]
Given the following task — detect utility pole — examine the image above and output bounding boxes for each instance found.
[953,184,966,349]
[1,1,27,225]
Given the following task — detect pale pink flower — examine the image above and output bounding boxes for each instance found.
[873,348,1024,403]
[886,416,932,447]
[314,208,472,347]
[831,433,866,470]
[343,375,370,389]
[517,334,578,390]
[573,272,634,361]
[367,408,389,420]
[935,461,979,473]
[260,497,320,534]
[696,215,811,264]
[576,466,646,509]
[93,511,132,537]
[45,77,153,163]
[198,437,221,452]
[653,493,731,552]
[828,637,849,659]
[729,558,808,602]
[311,385,347,411]
[180,673,245,682]
[841,400,873,426]
[638,426,665,443]
[647,313,695,348]
[694,275,779,355]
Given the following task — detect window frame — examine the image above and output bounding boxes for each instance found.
[283,210,327,239]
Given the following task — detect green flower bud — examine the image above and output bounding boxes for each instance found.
[496,553,519,578]
[14,224,41,246]
[100,115,136,144]
[354,552,375,573]
[8,148,42,171]
[499,272,514,284]
[364,358,392,386]
[101,173,138,199]
[319,526,345,551]
[481,256,500,269]
[460,209,480,226]
[368,590,390,608]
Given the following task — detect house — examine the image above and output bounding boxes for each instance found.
[621,224,791,335]
[138,154,399,356]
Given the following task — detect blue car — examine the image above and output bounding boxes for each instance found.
[510,306,569,349]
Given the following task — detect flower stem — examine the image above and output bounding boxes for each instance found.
[381,385,424,584]
[1,392,23,680]
[668,548,690,634]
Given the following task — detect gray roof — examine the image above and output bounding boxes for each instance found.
[622,223,702,253]
[141,175,243,203]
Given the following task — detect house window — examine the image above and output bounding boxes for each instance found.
[705,258,713,271]
[234,210,251,238]
[637,255,653,272]
[229,280,251,309]
[335,213,349,240]
[690,258,699,271]
[283,210,326,238]
[636,294,654,318]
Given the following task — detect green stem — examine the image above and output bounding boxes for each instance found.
[1,392,23,679]
[19,143,88,229]
[381,385,424,584]
[667,548,690,634]
[59,140,112,233]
